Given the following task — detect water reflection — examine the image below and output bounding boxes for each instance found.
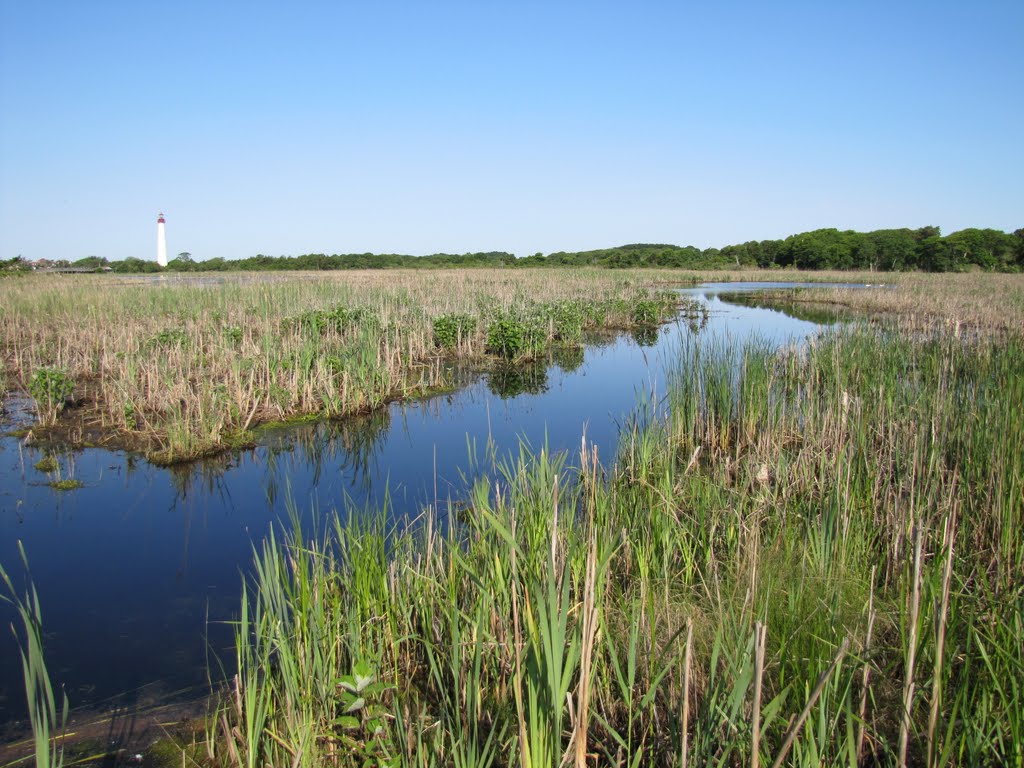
[551,345,585,374]
[727,293,849,325]
[630,326,660,347]
[261,409,392,501]
[488,362,549,399]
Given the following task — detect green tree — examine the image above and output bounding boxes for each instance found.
[863,229,918,271]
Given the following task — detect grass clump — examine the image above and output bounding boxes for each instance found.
[34,455,58,473]
[47,479,83,491]
[1,543,69,768]
[630,297,663,326]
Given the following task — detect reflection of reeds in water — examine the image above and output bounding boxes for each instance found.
[487,344,591,398]
[254,409,394,505]
[487,362,549,400]
[211,322,1024,766]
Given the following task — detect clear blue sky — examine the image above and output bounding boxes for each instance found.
[1,1,1021,262]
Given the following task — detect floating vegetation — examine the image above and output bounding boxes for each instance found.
[33,455,58,473]
[47,478,83,491]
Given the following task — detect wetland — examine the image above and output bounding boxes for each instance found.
[2,270,1022,767]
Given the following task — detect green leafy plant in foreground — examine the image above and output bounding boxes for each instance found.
[545,300,585,343]
[27,367,74,426]
[335,660,396,767]
[223,325,244,345]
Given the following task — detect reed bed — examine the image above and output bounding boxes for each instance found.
[764,273,1024,335]
[208,314,1023,767]
[0,270,680,462]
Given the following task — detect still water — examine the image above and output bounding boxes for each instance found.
[0,283,854,727]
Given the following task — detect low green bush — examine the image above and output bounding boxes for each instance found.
[147,327,188,348]
[485,311,546,359]
[546,300,585,343]
[28,367,74,424]
[432,313,477,349]
[630,298,662,326]
[286,305,373,335]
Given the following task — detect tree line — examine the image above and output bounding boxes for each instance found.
[17,225,1024,273]
[534,227,1023,271]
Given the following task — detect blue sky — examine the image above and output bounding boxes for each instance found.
[1,1,1021,262]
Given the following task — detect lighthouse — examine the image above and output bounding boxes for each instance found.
[156,212,168,267]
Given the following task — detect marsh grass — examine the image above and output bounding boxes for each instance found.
[0,270,682,462]
[209,312,1023,766]
[0,543,68,768]
[760,272,1024,335]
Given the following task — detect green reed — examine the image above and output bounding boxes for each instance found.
[1,543,68,768]
[207,317,1022,767]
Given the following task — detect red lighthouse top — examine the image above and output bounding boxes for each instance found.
[158,213,165,223]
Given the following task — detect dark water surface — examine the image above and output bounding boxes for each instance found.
[0,283,859,727]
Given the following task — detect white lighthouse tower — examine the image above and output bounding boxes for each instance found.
[156,212,168,267]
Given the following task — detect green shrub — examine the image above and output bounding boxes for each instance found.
[486,311,546,359]
[148,327,188,348]
[123,401,138,430]
[631,298,662,326]
[286,305,373,335]
[223,325,243,345]
[28,367,74,424]
[433,313,477,349]
[323,354,345,374]
[546,300,585,343]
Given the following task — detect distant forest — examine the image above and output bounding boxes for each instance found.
[31,225,1024,273]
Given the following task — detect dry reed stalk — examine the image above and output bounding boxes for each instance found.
[680,620,692,768]
[752,621,766,768]
[573,520,599,768]
[857,566,877,762]
[899,525,924,768]
[509,502,529,768]
[927,501,957,768]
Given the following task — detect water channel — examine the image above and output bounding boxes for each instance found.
[0,282,862,731]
